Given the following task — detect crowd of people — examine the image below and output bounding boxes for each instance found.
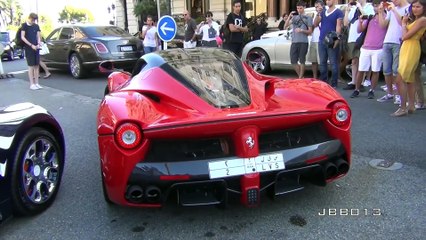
[284,0,426,117]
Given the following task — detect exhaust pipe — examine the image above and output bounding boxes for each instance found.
[145,185,161,203]
[126,185,144,202]
[335,159,349,175]
[323,162,338,179]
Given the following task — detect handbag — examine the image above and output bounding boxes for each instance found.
[39,42,50,55]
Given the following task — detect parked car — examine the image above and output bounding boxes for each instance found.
[97,48,352,208]
[0,31,25,61]
[0,103,65,223]
[243,5,345,74]
[42,25,143,78]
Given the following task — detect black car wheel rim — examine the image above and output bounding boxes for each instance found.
[21,137,60,204]
[247,51,266,72]
[70,55,80,77]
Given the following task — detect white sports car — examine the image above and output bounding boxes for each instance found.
[242,5,346,74]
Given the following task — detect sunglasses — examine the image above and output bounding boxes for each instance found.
[206,15,212,17]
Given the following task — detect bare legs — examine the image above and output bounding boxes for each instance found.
[292,64,305,78]
[39,60,51,77]
[311,62,318,79]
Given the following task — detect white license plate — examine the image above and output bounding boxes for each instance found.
[208,153,285,179]
[120,46,133,52]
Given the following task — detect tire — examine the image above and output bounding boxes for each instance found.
[19,49,25,59]
[100,164,113,204]
[10,127,64,216]
[104,85,109,96]
[246,48,270,74]
[69,53,87,79]
[8,50,14,61]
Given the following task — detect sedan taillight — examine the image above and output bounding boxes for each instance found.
[115,123,142,149]
[329,102,351,127]
[95,43,109,54]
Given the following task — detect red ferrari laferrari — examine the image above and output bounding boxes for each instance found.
[97,48,351,208]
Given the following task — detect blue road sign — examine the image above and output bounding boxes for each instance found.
[157,15,177,42]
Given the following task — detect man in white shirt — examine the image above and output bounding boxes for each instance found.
[343,0,374,90]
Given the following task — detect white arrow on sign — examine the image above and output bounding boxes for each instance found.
[160,22,174,36]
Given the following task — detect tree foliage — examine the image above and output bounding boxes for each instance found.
[0,0,24,26]
[133,0,169,22]
[58,6,94,23]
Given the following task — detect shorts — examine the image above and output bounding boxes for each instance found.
[307,42,319,63]
[290,42,309,65]
[358,48,383,72]
[347,42,360,59]
[382,43,401,76]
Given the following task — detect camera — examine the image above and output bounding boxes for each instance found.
[292,11,299,16]
[349,1,357,6]
[361,15,369,19]
[382,0,391,8]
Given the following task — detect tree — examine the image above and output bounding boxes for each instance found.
[58,6,94,24]
[0,0,23,26]
[133,0,169,22]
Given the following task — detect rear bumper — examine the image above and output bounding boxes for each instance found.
[83,58,140,70]
[103,139,350,207]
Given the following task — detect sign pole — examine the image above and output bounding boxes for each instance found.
[156,0,167,50]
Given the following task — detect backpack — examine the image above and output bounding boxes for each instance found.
[15,24,25,47]
[222,14,236,43]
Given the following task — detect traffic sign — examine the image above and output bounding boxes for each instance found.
[157,15,177,42]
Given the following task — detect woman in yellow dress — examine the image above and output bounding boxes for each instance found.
[392,0,426,117]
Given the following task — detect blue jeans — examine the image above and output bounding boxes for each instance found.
[144,46,157,54]
[382,43,400,76]
[318,41,340,87]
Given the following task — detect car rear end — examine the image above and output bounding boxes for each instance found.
[82,26,143,70]
[97,48,351,208]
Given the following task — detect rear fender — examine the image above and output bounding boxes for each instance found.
[108,72,132,93]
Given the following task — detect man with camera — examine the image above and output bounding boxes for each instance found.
[284,0,313,78]
[376,0,410,104]
[343,0,374,90]
[349,0,388,99]
[314,0,344,87]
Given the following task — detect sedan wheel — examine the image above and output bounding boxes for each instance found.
[246,49,270,74]
[69,53,87,78]
[8,50,14,61]
[10,127,64,216]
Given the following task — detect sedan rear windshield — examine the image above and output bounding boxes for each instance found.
[82,26,132,37]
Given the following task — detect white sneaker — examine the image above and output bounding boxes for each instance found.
[36,84,43,89]
[30,84,38,90]
[363,79,371,87]
[394,95,401,105]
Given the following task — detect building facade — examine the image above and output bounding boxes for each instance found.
[115,0,346,34]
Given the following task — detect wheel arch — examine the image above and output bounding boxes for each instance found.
[9,115,65,162]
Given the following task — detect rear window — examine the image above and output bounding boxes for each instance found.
[81,26,132,37]
[161,49,251,108]
[0,33,10,42]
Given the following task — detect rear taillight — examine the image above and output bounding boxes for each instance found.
[330,102,351,127]
[95,43,109,54]
[115,123,142,149]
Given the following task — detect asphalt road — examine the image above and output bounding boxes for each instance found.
[0,59,424,239]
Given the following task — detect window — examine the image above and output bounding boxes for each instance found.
[59,28,74,40]
[244,0,267,19]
